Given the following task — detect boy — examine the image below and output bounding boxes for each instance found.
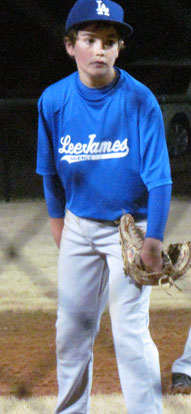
[36,1,172,413]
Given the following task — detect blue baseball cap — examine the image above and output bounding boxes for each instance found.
[65,0,133,38]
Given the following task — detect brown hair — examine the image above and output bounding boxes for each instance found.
[64,22,126,50]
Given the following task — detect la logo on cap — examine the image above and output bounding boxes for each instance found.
[96,1,110,16]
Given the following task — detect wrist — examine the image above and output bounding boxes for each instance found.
[142,237,162,255]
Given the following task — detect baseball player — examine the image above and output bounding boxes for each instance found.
[36,1,172,413]
[171,327,191,393]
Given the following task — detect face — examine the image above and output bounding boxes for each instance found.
[65,25,120,88]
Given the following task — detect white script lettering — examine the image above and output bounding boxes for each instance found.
[96,1,110,16]
[59,134,129,163]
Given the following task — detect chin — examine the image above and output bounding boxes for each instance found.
[90,68,109,78]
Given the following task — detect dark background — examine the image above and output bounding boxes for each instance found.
[1,0,191,199]
[2,0,191,98]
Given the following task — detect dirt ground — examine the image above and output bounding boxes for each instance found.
[0,307,191,398]
[0,192,191,400]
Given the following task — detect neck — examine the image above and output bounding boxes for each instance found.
[79,68,116,89]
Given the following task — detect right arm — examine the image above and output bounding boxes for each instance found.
[43,174,66,249]
[50,217,64,249]
[36,95,66,248]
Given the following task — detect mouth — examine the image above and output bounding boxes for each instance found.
[92,61,106,66]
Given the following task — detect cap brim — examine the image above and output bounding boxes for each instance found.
[111,21,133,38]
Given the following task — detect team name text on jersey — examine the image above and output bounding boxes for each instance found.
[59,134,129,163]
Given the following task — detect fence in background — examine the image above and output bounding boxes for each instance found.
[1,96,191,201]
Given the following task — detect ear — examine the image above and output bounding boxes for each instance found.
[115,47,119,60]
[64,36,75,57]
[118,40,125,52]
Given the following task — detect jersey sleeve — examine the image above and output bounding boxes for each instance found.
[43,175,66,218]
[145,184,172,241]
[36,94,57,175]
[139,94,172,190]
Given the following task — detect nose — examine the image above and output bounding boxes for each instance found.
[94,39,105,56]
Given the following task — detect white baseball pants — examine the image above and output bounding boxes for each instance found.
[55,209,163,414]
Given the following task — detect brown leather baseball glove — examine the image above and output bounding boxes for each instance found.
[119,213,191,287]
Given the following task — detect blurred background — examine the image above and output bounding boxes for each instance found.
[1,0,191,200]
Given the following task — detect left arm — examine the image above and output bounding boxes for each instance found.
[140,238,163,272]
[138,92,172,273]
[140,184,172,272]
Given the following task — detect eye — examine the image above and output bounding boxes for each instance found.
[105,39,118,47]
[84,37,95,45]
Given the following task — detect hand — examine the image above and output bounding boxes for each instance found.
[140,238,163,273]
[50,217,64,249]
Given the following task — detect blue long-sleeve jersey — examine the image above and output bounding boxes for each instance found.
[37,67,172,224]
